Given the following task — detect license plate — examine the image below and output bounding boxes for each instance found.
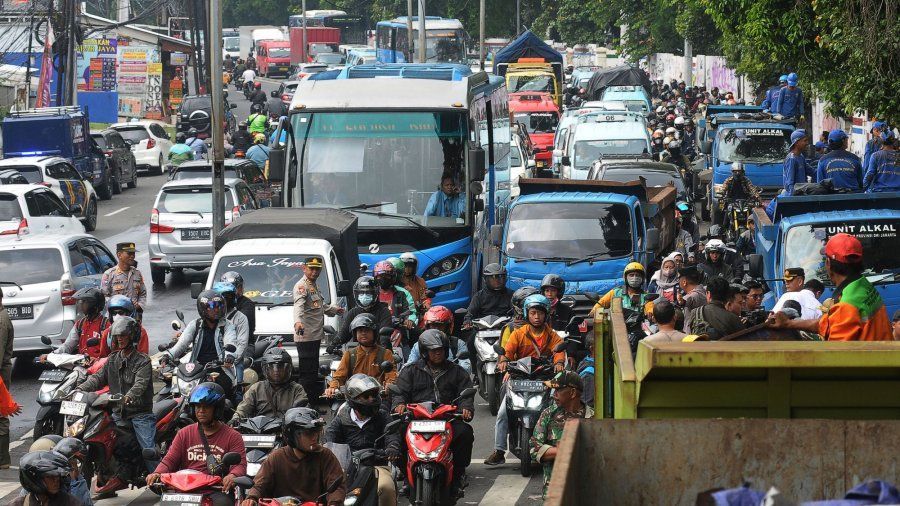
[162,493,202,503]
[180,228,210,241]
[278,67,288,71]
[243,434,277,447]
[7,305,33,320]
[536,161,545,167]
[59,401,87,416]
[39,369,68,382]
[478,330,501,338]
[410,420,446,433]
[510,380,546,392]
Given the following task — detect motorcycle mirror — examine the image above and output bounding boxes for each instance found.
[560,295,576,308]
[175,309,185,321]
[458,387,477,398]
[379,360,394,373]
[221,452,241,467]
[319,364,330,376]
[582,291,600,303]
[142,448,160,461]
[171,320,182,331]
[493,344,505,356]
[453,308,467,315]
[234,476,255,490]
[323,325,336,335]
[224,344,237,353]
[243,357,253,368]
[324,476,344,494]
[387,383,402,395]
[553,342,568,353]
[378,327,394,337]
[384,419,403,433]
[456,351,470,361]
[40,335,52,345]
[158,343,168,352]
[86,337,100,347]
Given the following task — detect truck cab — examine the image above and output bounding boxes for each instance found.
[508,92,559,171]
[501,58,563,109]
[256,40,292,77]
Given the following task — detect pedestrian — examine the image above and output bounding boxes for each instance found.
[99,242,147,318]
[0,287,15,468]
[863,128,900,193]
[292,257,344,399]
[769,233,893,341]
[644,300,687,344]
[774,73,804,118]
[678,265,707,333]
[772,269,824,321]
[816,129,863,191]
[783,129,815,196]
[863,121,886,173]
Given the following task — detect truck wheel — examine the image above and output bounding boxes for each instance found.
[98,174,113,201]
[150,265,166,285]
[485,374,500,416]
[519,428,532,477]
[83,198,97,232]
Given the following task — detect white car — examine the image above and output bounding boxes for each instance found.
[110,120,173,175]
[0,185,86,236]
[0,157,99,231]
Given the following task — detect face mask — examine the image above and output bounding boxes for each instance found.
[662,268,675,277]
[626,273,644,288]
[357,294,374,306]
[377,278,393,290]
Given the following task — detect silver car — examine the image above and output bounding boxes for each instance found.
[149,178,259,285]
[0,233,116,356]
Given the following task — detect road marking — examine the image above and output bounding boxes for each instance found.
[19,430,32,440]
[105,206,131,217]
[0,481,20,498]
[8,440,24,450]
[478,474,531,505]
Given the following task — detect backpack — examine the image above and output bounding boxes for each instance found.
[689,305,711,337]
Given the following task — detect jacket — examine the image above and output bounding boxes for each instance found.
[405,335,471,373]
[690,301,745,338]
[819,276,892,341]
[863,138,882,172]
[235,295,256,343]
[325,404,401,454]
[783,152,815,196]
[231,130,253,152]
[52,314,109,357]
[464,287,513,325]
[503,324,565,365]
[864,149,900,193]
[698,259,734,284]
[816,149,863,190]
[391,359,474,413]
[247,446,345,505]
[328,345,397,388]
[338,304,392,345]
[168,318,239,364]
[549,300,573,331]
[246,144,270,170]
[77,349,153,418]
[402,275,428,307]
[774,86,803,118]
[231,380,307,422]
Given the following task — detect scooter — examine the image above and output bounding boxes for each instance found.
[146,449,243,506]
[34,335,105,437]
[469,315,510,416]
[340,422,403,506]
[389,383,477,506]
[232,415,284,478]
[234,476,344,506]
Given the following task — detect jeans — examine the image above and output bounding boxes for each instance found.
[494,396,508,452]
[115,412,158,472]
[234,362,244,402]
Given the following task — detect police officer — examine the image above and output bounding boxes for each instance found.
[292,257,344,398]
[100,242,147,319]
[816,129,863,190]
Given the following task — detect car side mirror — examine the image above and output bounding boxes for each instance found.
[268,146,285,182]
[490,224,503,248]
[561,155,571,166]
[646,227,660,251]
[748,254,764,279]
[468,147,486,181]
[336,280,352,297]
[190,283,203,299]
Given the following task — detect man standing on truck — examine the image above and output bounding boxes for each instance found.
[293,257,344,398]
[864,129,900,193]
[863,121,886,173]
[816,129,863,190]
[100,242,147,318]
[769,233,894,341]
[782,129,815,196]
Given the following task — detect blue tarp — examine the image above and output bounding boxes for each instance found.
[492,30,563,83]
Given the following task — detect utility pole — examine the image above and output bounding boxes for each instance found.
[54,0,66,105]
[208,0,225,238]
[301,0,307,63]
[117,0,128,22]
[683,38,693,86]
[66,0,78,104]
[417,0,425,63]
[516,0,520,36]
[478,0,484,70]
[188,0,201,94]
[25,0,35,109]
[406,0,413,62]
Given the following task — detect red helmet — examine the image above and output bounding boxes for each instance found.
[665,113,676,123]
[423,305,454,334]
[254,82,262,89]
[373,261,394,278]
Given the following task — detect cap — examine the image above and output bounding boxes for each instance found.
[814,141,827,150]
[822,233,863,264]
[544,371,584,391]
[789,129,807,149]
[304,257,324,269]
[827,129,848,143]
[116,242,136,253]
[871,121,887,132]
[893,309,900,323]
[782,268,805,281]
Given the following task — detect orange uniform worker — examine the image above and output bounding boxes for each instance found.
[769,233,893,341]
[499,294,566,371]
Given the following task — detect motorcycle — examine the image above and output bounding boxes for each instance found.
[34,335,105,437]
[338,422,403,506]
[389,384,477,506]
[232,415,283,478]
[469,315,510,416]
[234,476,344,506]
[147,449,243,506]
[243,80,254,100]
[723,198,752,243]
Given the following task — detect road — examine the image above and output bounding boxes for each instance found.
[0,78,544,504]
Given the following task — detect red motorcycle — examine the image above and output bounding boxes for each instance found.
[147,451,242,506]
[233,474,343,506]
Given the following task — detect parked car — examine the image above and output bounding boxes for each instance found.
[109,120,173,175]
[0,169,28,184]
[0,185,86,236]
[0,233,116,356]
[0,157,99,231]
[91,130,138,193]
[149,178,260,285]
[169,159,276,206]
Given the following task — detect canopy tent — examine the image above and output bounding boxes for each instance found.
[584,65,652,100]
[492,30,563,84]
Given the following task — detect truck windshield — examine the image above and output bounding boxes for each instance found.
[508,75,554,94]
[783,219,900,286]
[268,48,291,58]
[292,111,468,228]
[213,255,331,304]
[505,202,632,261]
[513,112,558,134]
[574,140,648,170]
[718,128,790,164]
[224,37,240,51]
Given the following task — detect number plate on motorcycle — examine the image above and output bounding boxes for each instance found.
[242,434,277,447]
[478,330,501,338]
[510,380,546,392]
[59,401,87,416]
[161,493,203,503]
[38,369,68,382]
[409,420,446,433]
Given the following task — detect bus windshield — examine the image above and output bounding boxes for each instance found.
[291,111,469,228]
[421,29,466,63]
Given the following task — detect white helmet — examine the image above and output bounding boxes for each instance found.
[665,126,677,136]
[674,116,685,126]
[663,136,674,145]
[653,129,665,138]
[656,106,665,114]
[705,239,726,252]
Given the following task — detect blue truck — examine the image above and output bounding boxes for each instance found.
[697,105,796,224]
[1,107,114,200]
[488,178,675,315]
[749,192,900,316]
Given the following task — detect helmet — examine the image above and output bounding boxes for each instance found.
[373,261,395,289]
[399,252,418,269]
[349,313,378,340]
[386,257,404,278]
[19,451,71,495]
[238,121,248,129]
[624,262,645,278]
[261,348,292,386]
[53,438,86,461]
[344,374,381,417]
[251,103,263,113]
[213,281,237,307]
[423,305,453,334]
[107,294,136,319]
[74,287,104,317]
[188,128,198,137]
[220,271,244,293]
[352,276,378,309]
[779,74,788,83]
[283,407,325,449]
[668,140,682,150]
[254,82,262,89]
[541,273,565,295]
[731,162,745,174]
[482,263,507,290]
[523,294,551,314]
[109,316,139,350]
[665,126,677,136]
[511,286,538,316]
[175,132,187,143]
[652,129,664,139]
[196,289,226,322]
[674,116,685,126]
[418,329,450,354]
[188,382,227,421]
[786,72,798,86]
[252,132,266,144]
[373,260,394,278]
[29,435,62,452]
[705,239,726,253]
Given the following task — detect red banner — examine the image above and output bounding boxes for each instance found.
[35,23,54,108]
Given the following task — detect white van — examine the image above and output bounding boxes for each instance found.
[558,112,650,180]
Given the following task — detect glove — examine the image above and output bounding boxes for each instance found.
[386,447,400,461]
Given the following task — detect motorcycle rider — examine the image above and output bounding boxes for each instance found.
[720,163,761,204]
[589,263,655,317]
[540,274,572,330]
[231,122,253,155]
[12,451,80,506]
[462,263,513,329]
[43,287,108,360]
[246,53,256,70]
[337,276,392,347]
[249,82,267,109]
[399,252,428,313]
[485,295,565,467]
[241,407,346,505]
[698,239,734,282]
[231,348,307,422]
[220,271,256,344]
[168,133,194,167]
[99,295,149,356]
[148,383,247,505]
[247,104,268,135]
[324,375,401,506]
[651,129,665,159]
[405,306,471,372]
[232,59,247,82]
[241,65,257,95]
[76,316,156,495]
[373,261,417,329]
[246,133,270,170]
[392,330,475,497]
[326,314,397,397]
[500,286,538,347]
[53,438,91,505]
[213,282,250,387]
[185,128,208,160]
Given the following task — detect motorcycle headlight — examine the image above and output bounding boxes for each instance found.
[526,395,544,409]
[411,444,443,460]
[474,339,497,360]
[713,183,724,196]
[344,496,359,506]
[247,462,261,476]
[178,379,197,397]
[65,418,85,438]
[423,255,467,281]
[38,389,53,404]
[508,390,525,408]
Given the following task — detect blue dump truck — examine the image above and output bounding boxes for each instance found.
[488,178,675,315]
[696,105,796,224]
[749,192,900,315]
[1,107,113,200]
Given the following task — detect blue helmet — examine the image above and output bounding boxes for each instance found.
[107,295,135,319]
[188,382,227,421]
[786,72,798,86]
[778,74,787,83]
[523,294,551,314]
[213,281,236,297]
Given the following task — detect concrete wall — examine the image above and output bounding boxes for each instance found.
[646,53,755,102]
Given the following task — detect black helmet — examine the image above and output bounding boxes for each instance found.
[283,407,325,449]
[344,374,381,417]
[350,313,377,340]
[109,316,139,350]
[418,329,449,354]
[220,271,244,292]
[53,438,86,461]
[188,127,199,137]
[19,451,71,495]
[511,286,539,316]
[175,132,187,143]
[73,287,104,317]
[196,289,226,322]
[261,348,292,386]
[251,103,262,113]
[352,276,378,310]
[482,263,507,291]
[540,274,566,294]
[188,382,227,421]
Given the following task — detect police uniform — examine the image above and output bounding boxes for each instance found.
[292,257,341,398]
[100,242,147,310]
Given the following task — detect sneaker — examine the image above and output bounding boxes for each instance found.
[484,450,505,466]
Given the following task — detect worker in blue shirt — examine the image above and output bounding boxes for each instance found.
[864,129,900,193]
[783,129,814,196]
[424,174,466,218]
[761,75,786,112]
[816,129,863,190]
[863,120,886,173]
[774,73,804,119]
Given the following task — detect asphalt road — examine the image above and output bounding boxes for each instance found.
[0,77,544,504]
